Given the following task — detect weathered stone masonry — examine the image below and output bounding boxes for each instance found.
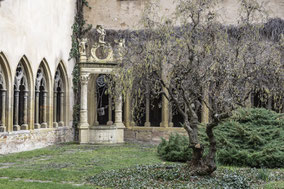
[0,127,73,154]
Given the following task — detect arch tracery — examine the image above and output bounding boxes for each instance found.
[0,52,13,132]
[13,63,29,131]
[0,65,6,132]
[35,66,48,128]
[53,65,66,127]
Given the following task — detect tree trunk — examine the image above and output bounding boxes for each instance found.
[184,121,217,176]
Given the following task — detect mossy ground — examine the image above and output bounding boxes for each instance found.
[0,143,283,188]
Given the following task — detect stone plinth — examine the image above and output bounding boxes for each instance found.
[124,127,187,144]
[89,125,124,144]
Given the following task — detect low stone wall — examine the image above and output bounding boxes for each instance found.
[0,127,74,154]
[0,126,185,154]
[125,127,187,144]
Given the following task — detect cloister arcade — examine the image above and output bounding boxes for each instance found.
[0,52,70,133]
[0,46,282,140]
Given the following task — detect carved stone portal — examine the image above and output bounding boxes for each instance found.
[78,25,125,144]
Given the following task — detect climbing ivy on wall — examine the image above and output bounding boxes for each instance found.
[70,0,92,140]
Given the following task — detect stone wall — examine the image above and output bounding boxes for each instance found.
[125,127,187,144]
[0,0,76,131]
[84,0,284,30]
[0,127,74,154]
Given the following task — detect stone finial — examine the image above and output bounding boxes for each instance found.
[115,38,126,61]
[79,38,88,62]
[96,25,106,44]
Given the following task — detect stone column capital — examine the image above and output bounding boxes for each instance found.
[80,74,90,85]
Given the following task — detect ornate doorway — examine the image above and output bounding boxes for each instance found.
[78,25,125,144]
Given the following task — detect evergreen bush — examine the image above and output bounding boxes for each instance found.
[157,108,284,168]
[157,133,192,162]
[216,108,284,168]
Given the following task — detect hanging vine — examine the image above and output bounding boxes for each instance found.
[69,0,92,140]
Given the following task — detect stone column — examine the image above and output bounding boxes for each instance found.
[53,92,58,128]
[282,97,284,113]
[21,90,29,130]
[201,102,209,124]
[168,102,173,127]
[34,90,41,129]
[201,87,209,124]
[144,84,150,127]
[58,92,64,126]
[266,97,272,110]
[13,90,20,131]
[41,91,48,128]
[107,94,113,126]
[0,90,6,132]
[246,93,252,108]
[94,88,99,126]
[160,87,169,128]
[115,94,124,126]
[115,93,125,143]
[124,92,131,128]
[79,74,90,144]
[251,93,255,107]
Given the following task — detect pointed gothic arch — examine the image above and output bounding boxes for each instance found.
[34,59,52,129]
[13,56,34,131]
[0,52,12,132]
[53,61,69,127]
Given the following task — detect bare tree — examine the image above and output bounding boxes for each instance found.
[112,0,284,175]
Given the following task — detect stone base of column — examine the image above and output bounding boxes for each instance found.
[21,124,28,130]
[115,122,125,128]
[124,121,130,128]
[160,122,168,128]
[53,122,58,128]
[79,125,89,144]
[144,122,151,127]
[107,121,113,126]
[13,125,21,131]
[0,126,6,132]
[41,123,48,128]
[58,121,64,127]
[116,126,125,143]
[34,123,41,129]
[169,122,174,127]
[78,122,89,129]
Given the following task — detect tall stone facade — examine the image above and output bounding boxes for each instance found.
[84,0,284,30]
[0,0,76,154]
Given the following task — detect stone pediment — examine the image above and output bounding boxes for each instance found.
[79,25,125,64]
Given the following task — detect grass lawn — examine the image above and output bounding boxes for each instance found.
[0,143,283,188]
[264,181,284,189]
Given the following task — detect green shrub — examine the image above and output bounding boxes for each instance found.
[157,133,192,162]
[157,108,284,168]
[216,108,284,168]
